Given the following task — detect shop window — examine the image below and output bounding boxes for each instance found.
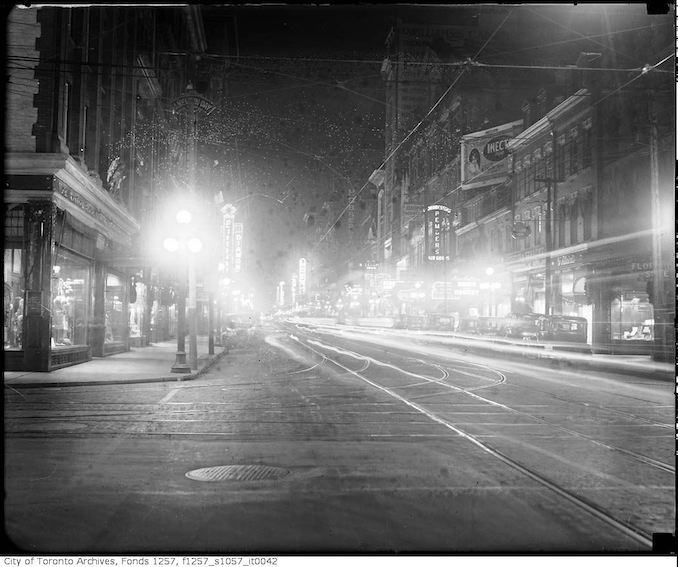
[4,248,25,350]
[610,292,654,342]
[129,278,146,342]
[105,272,127,344]
[51,249,90,348]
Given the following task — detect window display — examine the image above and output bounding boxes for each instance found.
[129,280,146,342]
[105,272,127,343]
[4,248,24,350]
[51,249,90,348]
[611,291,654,342]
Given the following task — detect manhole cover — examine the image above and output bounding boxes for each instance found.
[186,464,290,482]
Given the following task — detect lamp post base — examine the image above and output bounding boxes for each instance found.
[171,351,192,373]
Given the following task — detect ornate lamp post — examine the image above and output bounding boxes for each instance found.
[163,208,203,372]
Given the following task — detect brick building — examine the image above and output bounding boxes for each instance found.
[4,6,204,370]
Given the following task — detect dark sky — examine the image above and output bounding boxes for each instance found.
[200,5,400,308]
[194,3,673,310]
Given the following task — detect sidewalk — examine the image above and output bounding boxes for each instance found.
[3,336,227,389]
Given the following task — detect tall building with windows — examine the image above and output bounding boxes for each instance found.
[372,5,673,356]
[4,6,204,370]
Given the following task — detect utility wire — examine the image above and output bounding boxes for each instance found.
[314,9,515,248]
[324,48,673,267]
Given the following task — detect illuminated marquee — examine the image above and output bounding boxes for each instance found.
[425,205,451,262]
[234,223,243,273]
[298,257,307,295]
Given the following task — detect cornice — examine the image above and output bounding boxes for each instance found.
[4,153,140,240]
[510,89,590,151]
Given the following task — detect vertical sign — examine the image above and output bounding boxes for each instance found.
[298,258,307,296]
[234,223,243,273]
[222,216,233,271]
[425,205,451,262]
[278,281,285,306]
[221,204,237,273]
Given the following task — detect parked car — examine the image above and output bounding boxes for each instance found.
[459,316,500,335]
[500,312,540,339]
[395,315,427,330]
[427,314,455,331]
[220,312,259,345]
[476,316,499,335]
[536,315,588,343]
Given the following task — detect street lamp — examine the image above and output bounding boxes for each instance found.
[162,208,203,373]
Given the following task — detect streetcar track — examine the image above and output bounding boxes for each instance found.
[544,391,673,430]
[302,333,674,473]
[292,329,661,548]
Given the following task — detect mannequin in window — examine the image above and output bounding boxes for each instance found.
[12,297,23,349]
[104,312,114,343]
[52,296,70,345]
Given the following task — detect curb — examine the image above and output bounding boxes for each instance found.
[4,347,229,389]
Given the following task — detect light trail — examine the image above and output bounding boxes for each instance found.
[290,320,673,387]
[289,329,674,475]
[292,332,655,549]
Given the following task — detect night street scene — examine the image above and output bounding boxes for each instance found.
[3,2,676,557]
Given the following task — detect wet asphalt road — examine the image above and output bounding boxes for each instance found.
[4,324,674,553]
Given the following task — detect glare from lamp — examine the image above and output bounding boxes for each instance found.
[163,237,179,253]
[176,209,192,224]
[187,237,203,253]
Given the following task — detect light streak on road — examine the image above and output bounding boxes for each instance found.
[290,322,671,399]
[292,328,675,475]
[291,319,673,376]
[293,332,657,549]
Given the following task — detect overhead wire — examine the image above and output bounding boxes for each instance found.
[323,44,673,268]
[314,8,515,247]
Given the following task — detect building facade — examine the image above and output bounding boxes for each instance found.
[352,6,674,356]
[4,6,203,370]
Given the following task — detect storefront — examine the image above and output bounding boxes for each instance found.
[586,252,661,354]
[506,248,595,343]
[50,246,92,363]
[4,154,139,371]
